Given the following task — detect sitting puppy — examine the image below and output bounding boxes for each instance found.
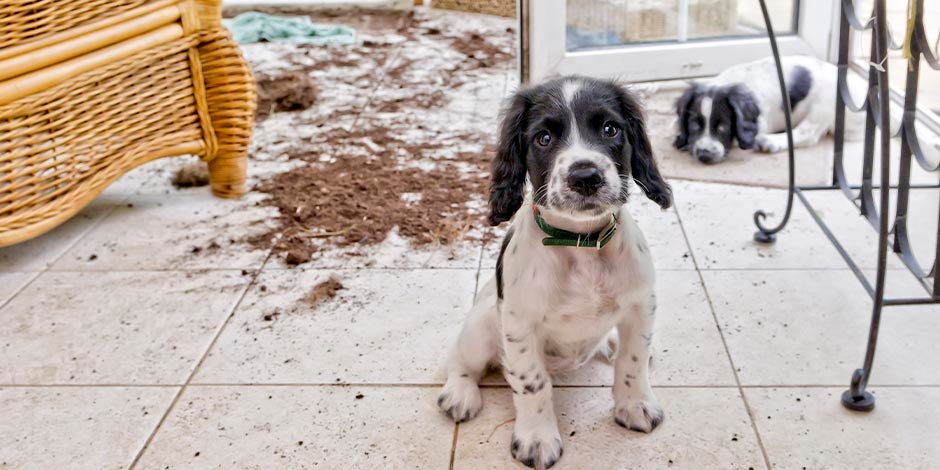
[438,76,672,469]
[674,55,868,164]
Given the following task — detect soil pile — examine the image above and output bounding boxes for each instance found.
[243,9,514,262]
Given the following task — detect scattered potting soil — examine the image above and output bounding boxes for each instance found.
[242,9,514,262]
[304,275,344,307]
[254,71,319,121]
[171,161,210,188]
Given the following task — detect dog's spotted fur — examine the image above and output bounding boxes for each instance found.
[674,56,871,164]
[439,76,672,469]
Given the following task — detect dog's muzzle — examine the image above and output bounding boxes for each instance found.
[566,161,604,196]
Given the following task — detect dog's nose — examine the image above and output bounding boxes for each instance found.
[694,149,719,164]
[567,162,603,196]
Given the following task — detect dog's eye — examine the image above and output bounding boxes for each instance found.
[602,122,620,138]
[717,123,730,134]
[535,131,552,147]
[688,120,701,132]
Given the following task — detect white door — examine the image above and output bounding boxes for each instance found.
[522,0,837,83]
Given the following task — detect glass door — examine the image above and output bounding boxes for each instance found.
[522,0,836,83]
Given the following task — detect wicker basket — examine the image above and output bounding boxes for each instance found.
[567,0,738,43]
[433,0,516,18]
[0,0,256,246]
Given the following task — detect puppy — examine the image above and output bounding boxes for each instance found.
[674,55,868,164]
[438,76,672,469]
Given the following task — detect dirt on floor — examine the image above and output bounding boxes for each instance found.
[304,276,344,307]
[254,71,319,122]
[242,9,513,263]
[171,161,210,188]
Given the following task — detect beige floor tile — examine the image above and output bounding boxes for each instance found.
[454,387,765,470]
[0,273,34,306]
[804,186,939,276]
[480,271,736,387]
[136,385,453,469]
[746,387,940,469]
[51,191,276,271]
[676,180,871,270]
[100,157,191,198]
[0,271,249,384]
[0,194,123,272]
[800,189,925,271]
[703,269,940,386]
[482,195,693,270]
[194,269,476,384]
[0,386,176,469]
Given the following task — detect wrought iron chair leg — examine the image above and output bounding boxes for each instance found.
[841,298,883,412]
[752,0,795,244]
[841,0,892,413]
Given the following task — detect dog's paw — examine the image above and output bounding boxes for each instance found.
[755,135,785,153]
[614,399,664,433]
[437,376,482,423]
[510,423,563,470]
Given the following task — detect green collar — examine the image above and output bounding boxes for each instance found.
[532,207,619,249]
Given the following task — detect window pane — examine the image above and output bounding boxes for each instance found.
[566,0,797,51]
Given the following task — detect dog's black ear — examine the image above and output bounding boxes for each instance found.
[617,85,673,210]
[488,90,530,226]
[727,85,761,150]
[673,83,701,151]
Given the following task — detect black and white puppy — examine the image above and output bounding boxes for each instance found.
[674,55,867,164]
[438,76,672,469]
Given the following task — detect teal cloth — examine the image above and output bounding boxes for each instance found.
[223,12,356,45]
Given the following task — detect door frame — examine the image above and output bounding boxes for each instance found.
[520,0,839,83]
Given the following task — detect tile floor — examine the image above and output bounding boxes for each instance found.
[3,9,940,470]
[3,176,939,469]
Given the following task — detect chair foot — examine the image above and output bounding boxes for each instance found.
[753,230,776,244]
[841,389,875,412]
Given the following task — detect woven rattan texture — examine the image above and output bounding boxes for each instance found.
[0,0,151,50]
[198,28,256,198]
[0,37,199,232]
[0,27,255,240]
[433,0,515,18]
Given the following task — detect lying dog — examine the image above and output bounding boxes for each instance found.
[674,55,868,164]
[438,76,672,469]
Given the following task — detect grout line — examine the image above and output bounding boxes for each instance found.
[127,248,275,468]
[18,265,914,275]
[0,271,41,311]
[5,265,700,274]
[472,242,485,301]
[6,382,939,389]
[0,202,123,310]
[35,266,482,273]
[448,423,460,470]
[673,200,773,470]
[348,25,408,131]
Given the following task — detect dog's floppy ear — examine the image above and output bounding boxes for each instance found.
[616,85,673,210]
[673,83,701,151]
[727,85,761,150]
[487,89,530,226]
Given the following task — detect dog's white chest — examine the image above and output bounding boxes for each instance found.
[530,244,642,341]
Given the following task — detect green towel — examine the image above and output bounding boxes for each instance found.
[223,12,356,45]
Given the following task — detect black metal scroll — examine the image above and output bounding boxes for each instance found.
[752,0,940,412]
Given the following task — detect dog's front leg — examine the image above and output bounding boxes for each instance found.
[612,295,664,433]
[501,310,562,470]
